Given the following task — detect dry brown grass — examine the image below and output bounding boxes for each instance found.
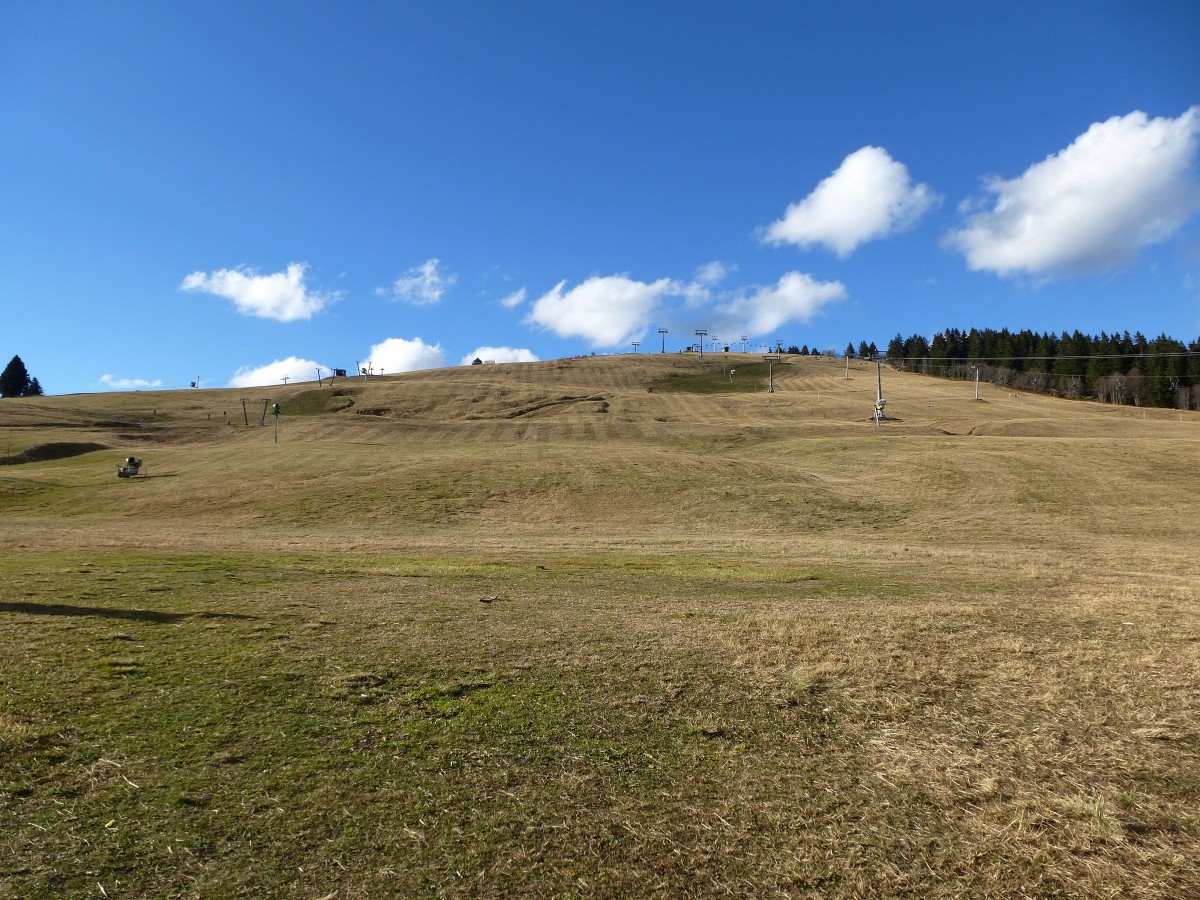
[2,355,1198,897]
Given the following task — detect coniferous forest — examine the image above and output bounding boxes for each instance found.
[875,329,1200,410]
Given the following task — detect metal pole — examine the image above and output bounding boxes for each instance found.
[974,366,981,400]
[873,357,886,425]
[763,355,780,393]
[659,328,668,353]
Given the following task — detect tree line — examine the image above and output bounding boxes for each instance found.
[875,328,1200,409]
[1,355,44,398]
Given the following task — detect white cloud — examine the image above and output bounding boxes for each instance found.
[763,146,939,257]
[459,346,540,365]
[377,258,456,305]
[363,337,445,373]
[499,287,527,308]
[99,374,162,390]
[695,261,732,285]
[228,356,325,388]
[181,263,333,321]
[677,262,736,309]
[716,271,847,336]
[945,107,1200,278]
[526,275,678,347]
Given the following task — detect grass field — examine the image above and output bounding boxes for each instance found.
[2,353,1198,897]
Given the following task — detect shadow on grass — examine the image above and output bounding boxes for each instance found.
[0,601,257,623]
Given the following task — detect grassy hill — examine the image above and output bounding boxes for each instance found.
[2,354,1198,897]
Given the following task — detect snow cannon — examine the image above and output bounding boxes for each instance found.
[117,456,143,478]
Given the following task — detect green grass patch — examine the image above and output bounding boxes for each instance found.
[0,549,849,897]
[649,361,772,393]
[280,388,343,416]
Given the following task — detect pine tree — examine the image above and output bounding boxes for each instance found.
[0,355,32,398]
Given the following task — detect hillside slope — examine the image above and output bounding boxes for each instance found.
[2,353,1197,569]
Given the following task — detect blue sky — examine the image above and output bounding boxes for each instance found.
[3,1,1198,393]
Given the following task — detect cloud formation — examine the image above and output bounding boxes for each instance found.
[363,337,445,373]
[945,107,1200,278]
[499,288,527,308]
[229,356,324,388]
[378,258,456,304]
[695,261,732,286]
[763,146,939,257]
[459,346,540,365]
[524,265,846,349]
[716,271,847,336]
[181,263,333,321]
[526,275,677,347]
[99,374,162,390]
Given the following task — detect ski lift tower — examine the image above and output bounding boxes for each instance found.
[694,329,708,358]
[762,354,782,393]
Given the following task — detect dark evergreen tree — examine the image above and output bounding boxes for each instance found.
[1,355,32,398]
[966,328,984,362]
[930,333,949,375]
[26,377,43,397]
[902,334,930,363]
[1147,334,1185,408]
[1032,332,1057,373]
[1086,332,1118,391]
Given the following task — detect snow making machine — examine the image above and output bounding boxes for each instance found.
[117,456,143,478]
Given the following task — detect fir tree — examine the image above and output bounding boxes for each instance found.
[0,355,32,398]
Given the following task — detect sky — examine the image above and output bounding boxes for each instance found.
[2,1,1199,394]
